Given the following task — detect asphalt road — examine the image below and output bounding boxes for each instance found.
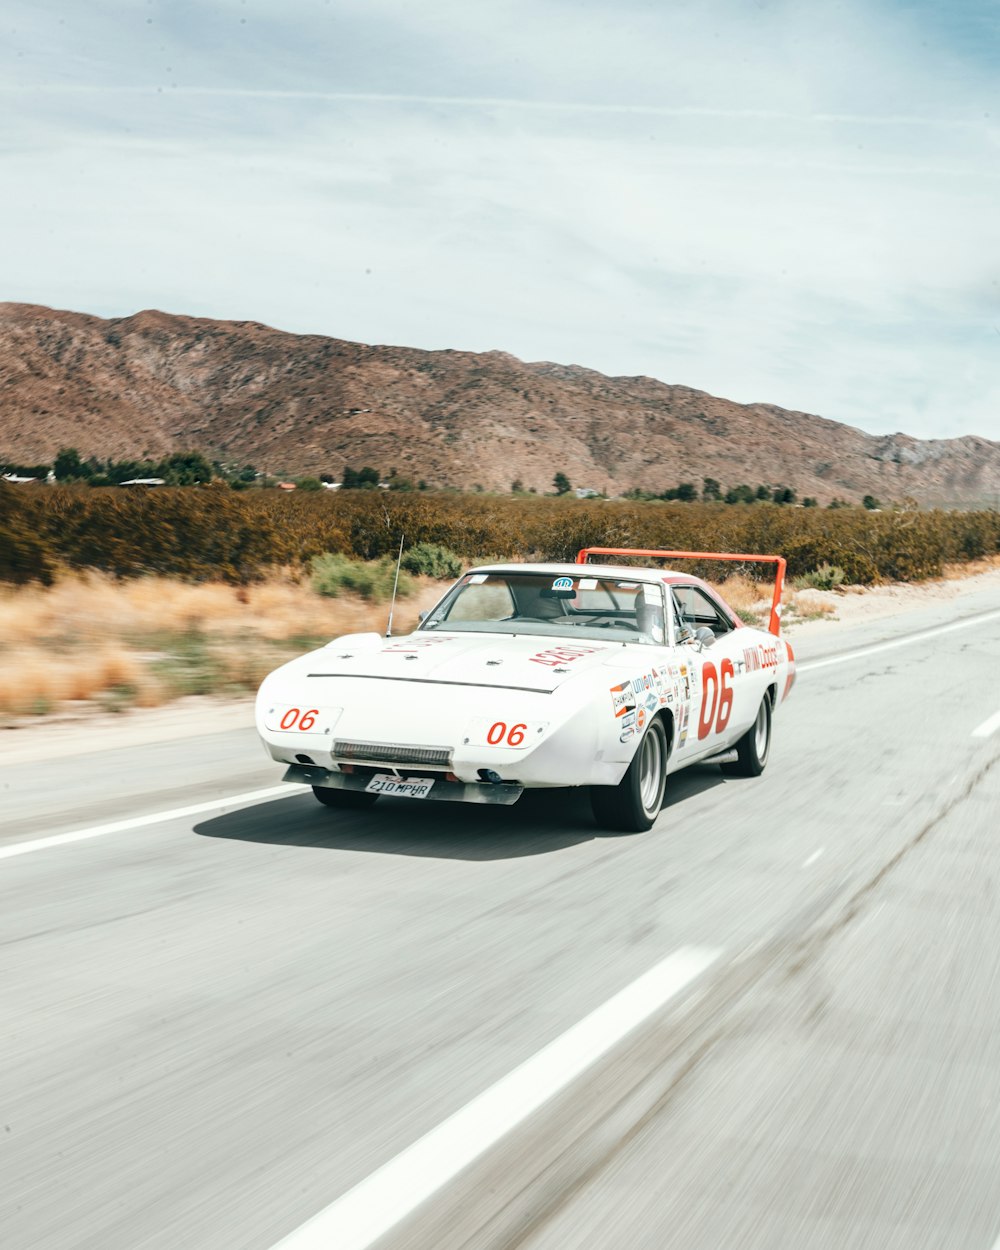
[2,585,1000,1250]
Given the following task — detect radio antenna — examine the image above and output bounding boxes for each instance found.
[386,534,405,637]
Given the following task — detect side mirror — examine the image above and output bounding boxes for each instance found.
[418,610,429,622]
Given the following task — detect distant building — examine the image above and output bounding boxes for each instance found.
[119,478,166,487]
[575,486,600,499]
[1,473,39,484]
[276,481,297,491]
[321,482,342,490]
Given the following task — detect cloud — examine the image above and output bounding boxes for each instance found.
[1,0,998,441]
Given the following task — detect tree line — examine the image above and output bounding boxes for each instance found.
[3,450,887,510]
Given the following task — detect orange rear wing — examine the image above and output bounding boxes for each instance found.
[575,547,787,636]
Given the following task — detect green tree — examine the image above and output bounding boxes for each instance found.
[755,484,772,501]
[157,451,214,485]
[863,494,880,510]
[553,472,572,495]
[702,477,722,501]
[803,496,818,508]
[674,482,698,502]
[53,447,91,481]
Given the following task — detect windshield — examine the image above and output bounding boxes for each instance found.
[421,571,667,644]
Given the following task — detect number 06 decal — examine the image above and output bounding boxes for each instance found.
[487,721,527,746]
[278,707,319,731]
[697,659,734,740]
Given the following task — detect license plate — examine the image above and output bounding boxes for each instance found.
[364,774,435,799]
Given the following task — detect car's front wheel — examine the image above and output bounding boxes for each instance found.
[590,717,668,833]
[312,785,379,810]
[721,694,772,778]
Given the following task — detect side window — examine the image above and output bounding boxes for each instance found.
[668,589,687,641]
[672,585,734,637]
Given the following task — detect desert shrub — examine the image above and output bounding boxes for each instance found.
[7,487,1000,587]
[400,542,465,579]
[0,483,56,584]
[310,553,414,602]
[793,562,846,591]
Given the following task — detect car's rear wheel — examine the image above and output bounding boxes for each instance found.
[590,717,668,832]
[312,785,379,810]
[721,694,772,778]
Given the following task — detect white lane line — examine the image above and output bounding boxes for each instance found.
[802,848,825,868]
[270,945,719,1250]
[0,785,296,861]
[972,708,1000,740]
[797,608,1000,675]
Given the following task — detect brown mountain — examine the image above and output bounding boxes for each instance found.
[1,302,998,506]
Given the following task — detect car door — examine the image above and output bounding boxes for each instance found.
[669,583,760,754]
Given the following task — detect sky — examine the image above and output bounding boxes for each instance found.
[1,0,999,441]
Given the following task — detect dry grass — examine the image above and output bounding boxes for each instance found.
[940,554,1000,580]
[709,573,842,626]
[711,573,765,618]
[0,572,444,719]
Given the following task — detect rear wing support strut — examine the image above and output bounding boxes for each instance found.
[576,547,787,636]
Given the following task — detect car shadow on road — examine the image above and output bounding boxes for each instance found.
[194,787,600,861]
[195,766,731,862]
[662,765,731,809]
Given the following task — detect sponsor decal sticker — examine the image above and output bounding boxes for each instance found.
[619,728,634,743]
[468,573,488,584]
[645,692,658,712]
[552,576,574,590]
[384,635,455,654]
[610,680,637,718]
[531,644,601,668]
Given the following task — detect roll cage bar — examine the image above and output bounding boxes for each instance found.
[575,547,787,637]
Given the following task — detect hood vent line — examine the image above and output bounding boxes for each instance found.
[306,674,554,694]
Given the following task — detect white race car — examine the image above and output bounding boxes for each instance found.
[255,547,795,831]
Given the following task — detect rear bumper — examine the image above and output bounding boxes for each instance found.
[283,764,524,806]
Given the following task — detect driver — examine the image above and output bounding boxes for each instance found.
[635,594,665,643]
[512,583,569,621]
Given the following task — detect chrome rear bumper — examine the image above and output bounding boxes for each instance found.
[282,764,523,806]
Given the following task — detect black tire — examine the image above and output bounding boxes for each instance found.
[721,695,772,778]
[590,717,668,833]
[312,785,379,810]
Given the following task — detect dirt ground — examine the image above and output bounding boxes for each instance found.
[3,561,999,765]
[779,559,1000,639]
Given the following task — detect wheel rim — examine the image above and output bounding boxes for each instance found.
[639,727,664,814]
[754,701,770,762]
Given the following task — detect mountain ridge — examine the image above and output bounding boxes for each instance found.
[1,302,998,506]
